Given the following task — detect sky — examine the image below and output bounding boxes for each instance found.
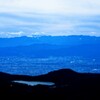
[0,0,100,37]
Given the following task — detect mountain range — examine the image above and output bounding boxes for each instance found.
[0,35,100,58]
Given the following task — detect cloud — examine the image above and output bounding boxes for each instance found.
[0,0,100,15]
[0,0,64,14]
[0,13,100,36]
[0,0,100,37]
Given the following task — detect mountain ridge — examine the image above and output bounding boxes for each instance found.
[0,35,100,47]
[0,35,100,57]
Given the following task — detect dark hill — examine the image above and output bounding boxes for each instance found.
[0,69,100,99]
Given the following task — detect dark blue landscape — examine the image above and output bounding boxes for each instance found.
[0,35,100,99]
[0,35,100,75]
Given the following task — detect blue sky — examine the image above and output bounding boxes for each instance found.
[0,0,100,37]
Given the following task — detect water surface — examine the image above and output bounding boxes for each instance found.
[13,80,55,86]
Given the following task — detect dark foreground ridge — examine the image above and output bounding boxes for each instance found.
[0,69,100,99]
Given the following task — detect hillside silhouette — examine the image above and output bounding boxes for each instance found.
[0,68,100,99]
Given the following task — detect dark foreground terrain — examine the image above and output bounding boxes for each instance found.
[0,69,100,99]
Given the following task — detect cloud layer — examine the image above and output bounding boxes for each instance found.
[0,0,100,37]
[0,0,100,14]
